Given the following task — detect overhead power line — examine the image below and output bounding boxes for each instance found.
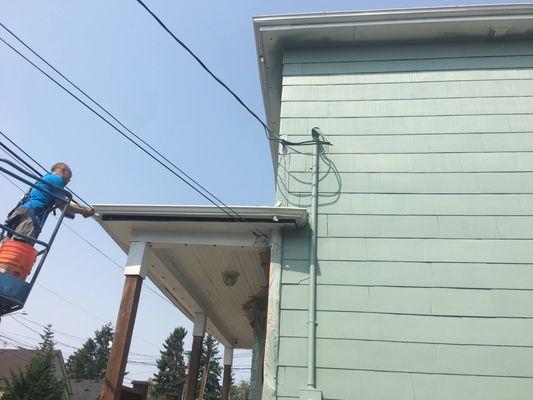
[0,129,92,207]
[134,0,274,138]
[9,315,158,358]
[133,0,332,149]
[0,168,174,311]
[0,26,267,235]
[0,21,246,218]
[0,132,181,309]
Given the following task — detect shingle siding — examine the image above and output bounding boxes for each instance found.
[277,39,533,399]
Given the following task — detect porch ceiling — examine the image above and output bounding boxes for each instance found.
[93,205,308,348]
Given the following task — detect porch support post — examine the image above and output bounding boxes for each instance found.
[221,346,233,400]
[100,242,151,400]
[185,312,207,400]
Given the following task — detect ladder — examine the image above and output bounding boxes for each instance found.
[0,158,72,317]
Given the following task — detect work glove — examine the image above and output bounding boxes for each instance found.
[81,207,95,218]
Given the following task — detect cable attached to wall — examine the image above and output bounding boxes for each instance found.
[134,0,332,148]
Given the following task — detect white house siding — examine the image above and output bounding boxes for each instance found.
[276,40,533,400]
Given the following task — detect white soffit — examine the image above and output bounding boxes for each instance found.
[253,4,533,167]
[93,204,308,348]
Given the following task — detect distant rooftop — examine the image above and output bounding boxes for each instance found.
[0,349,72,395]
[70,378,102,400]
[0,349,36,381]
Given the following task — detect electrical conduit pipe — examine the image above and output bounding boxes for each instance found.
[300,128,322,400]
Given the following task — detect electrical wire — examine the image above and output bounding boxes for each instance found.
[10,314,160,354]
[134,0,332,148]
[134,0,273,136]
[0,30,267,236]
[10,317,81,351]
[5,318,152,366]
[0,138,180,309]
[1,321,248,380]
[0,22,254,224]
[0,168,177,331]
[0,140,42,177]
[0,130,251,364]
[15,316,86,343]
[0,130,92,208]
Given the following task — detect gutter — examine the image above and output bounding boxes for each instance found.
[93,204,308,228]
[253,4,533,26]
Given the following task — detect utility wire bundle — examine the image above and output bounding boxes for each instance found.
[0,3,331,236]
[0,132,176,310]
[0,22,264,237]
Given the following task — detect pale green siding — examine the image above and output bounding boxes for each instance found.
[276,40,533,399]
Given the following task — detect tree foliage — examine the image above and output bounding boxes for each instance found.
[3,325,65,400]
[38,323,55,352]
[150,327,187,399]
[66,323,113,379]
[229,380,250,400]
[197,334,222,400]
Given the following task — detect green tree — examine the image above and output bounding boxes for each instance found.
[150,327,187,399]
[39,323,55,352]
[229,380,250,400]
[66,323,113,379]
[3,324,65,400]
[197,334,222,400]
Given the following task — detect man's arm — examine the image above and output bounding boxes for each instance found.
[64,202,95,218]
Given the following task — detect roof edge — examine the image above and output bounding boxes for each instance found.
[253,3,533,25]
[93,204,309,227]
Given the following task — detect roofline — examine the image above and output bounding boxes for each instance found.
[253,3,533,169]
[253,3,533,25]
[93,204,309,228]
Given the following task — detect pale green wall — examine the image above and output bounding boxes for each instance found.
[276,40,533,400]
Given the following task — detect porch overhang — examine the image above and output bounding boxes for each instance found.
[93,204,308,348]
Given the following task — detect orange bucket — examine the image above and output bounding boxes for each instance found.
[0,240,38,280]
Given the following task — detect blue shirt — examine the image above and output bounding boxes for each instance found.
[22,173,65,210]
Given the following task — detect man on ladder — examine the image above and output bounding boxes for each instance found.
[4,162,94,243]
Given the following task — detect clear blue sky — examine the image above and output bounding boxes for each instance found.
[0,0,525,385]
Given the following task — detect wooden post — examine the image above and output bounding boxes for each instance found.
[185,313,206,400]
[100,242,150,400]
[221,347,233,400]
[198,341,212,400]
[100,275,143,400]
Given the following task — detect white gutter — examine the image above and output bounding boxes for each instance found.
[253,3,533,25]
[93,204,309,228]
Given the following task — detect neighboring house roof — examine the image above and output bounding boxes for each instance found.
[0,349,73,396]
[252,3,533,168]
[0,349,35,381]
[69,379,102,400]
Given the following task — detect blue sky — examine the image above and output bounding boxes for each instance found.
[0,0,526,385]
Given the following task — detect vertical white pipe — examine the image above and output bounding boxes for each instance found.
[307,129,320,389]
